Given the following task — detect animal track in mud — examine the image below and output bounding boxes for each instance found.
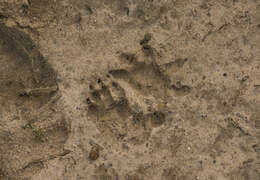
[86,36,191,145]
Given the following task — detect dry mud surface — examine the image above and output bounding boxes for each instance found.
[0,0,259,179]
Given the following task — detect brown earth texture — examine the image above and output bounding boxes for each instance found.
[0,0,259,179]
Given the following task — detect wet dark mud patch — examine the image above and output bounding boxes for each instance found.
[0,23,69,179]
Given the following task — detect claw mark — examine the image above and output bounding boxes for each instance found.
[171,81,192,96]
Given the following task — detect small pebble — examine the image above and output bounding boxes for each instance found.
[89,146,99,160]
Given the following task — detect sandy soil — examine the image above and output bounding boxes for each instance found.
[0,0,259,179]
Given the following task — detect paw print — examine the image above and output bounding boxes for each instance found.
[86,35,191,145]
